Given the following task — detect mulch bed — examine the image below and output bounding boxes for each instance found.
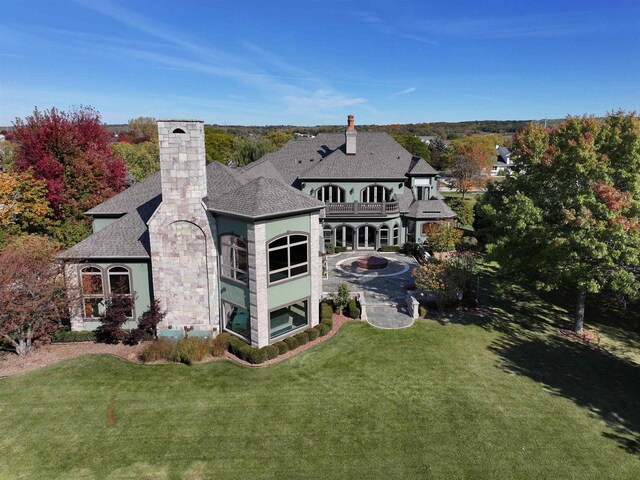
[0,342,146,378]
[558,328,600,344]
[227,312,353,367]
[0,314,354,377]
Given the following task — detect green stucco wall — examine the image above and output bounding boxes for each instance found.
[79,260,152,331]
[264,214,313,310]
[301,180,405,203]
[217,216,248,238]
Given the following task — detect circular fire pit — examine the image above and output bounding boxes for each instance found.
[355,255,389,270]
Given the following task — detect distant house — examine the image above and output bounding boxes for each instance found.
[491,145,515,176]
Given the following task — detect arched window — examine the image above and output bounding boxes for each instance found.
[108,266,133,318]
[81,266,105,318]
[392,224,400,245]
[379,225,389,246]
[361,185,392,203]
[172,128,186,134]
[316,185,345,203]
[268,234,308,283]
[220,235,248,283]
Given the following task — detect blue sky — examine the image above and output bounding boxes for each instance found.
[0,0,639,125]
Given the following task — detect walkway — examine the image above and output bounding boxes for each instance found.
[323,252,418,329]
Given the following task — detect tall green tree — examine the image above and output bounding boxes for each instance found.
[476,113,640,333]
[204,127,236,164]
[393,134,431,161]
[112,141,160,181]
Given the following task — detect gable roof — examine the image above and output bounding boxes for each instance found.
[406,199,456,220]
[408,158,438,176]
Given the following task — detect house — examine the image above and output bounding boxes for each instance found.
[491,145,514,176]
[60,116,454,348]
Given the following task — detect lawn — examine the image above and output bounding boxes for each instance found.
[1,272,639,479]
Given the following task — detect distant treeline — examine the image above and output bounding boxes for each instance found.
[100,119,564,140]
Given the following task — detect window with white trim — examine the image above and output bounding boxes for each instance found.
[316,185,345,203]
[379,225,389,246]
[361,185,392,203]
[220,235,248,283]
[107,266,133,318]
[268,234,308,283]
[392,224,400,245]
[81,266,105,318]
[323,226,332,243]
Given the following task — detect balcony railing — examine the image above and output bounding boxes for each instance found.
[325,201,399,217]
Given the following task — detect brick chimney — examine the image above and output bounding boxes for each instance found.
[345,114,356,155]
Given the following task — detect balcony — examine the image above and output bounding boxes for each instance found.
[324,201,399,217]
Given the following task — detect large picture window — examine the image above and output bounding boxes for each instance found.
[81,266,105,318]
[361,185,392,203]
[220,235,248,283]
[316,185,345,203]
[222,300,250,340]
[268,234,308,283]
[269,300,308,339]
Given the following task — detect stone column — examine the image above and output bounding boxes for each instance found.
[309,212,321,327]
[247,222,269,347]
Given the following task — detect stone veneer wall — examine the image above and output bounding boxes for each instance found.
[148,121,219,330]
[247,222,268,347]
[309,211,321,328]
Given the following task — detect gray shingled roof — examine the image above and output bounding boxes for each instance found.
[205,177,324,220]
[407,199,456,219]
[408,158,438,175]
[62,161,323,259]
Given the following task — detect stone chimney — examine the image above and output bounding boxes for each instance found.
[345,114,356,155]
[157,120,207,205]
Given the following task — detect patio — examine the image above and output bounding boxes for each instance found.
[323,252,418,329]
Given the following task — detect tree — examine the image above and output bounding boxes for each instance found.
[12,107,127,245]
[423,222,463,252]
[127,116,158,142]
[445,197,474,227]
[231,136,275,166]
[0,139,14,170]
[476,113,640,333]
[393,134,431,161]
[427,137,448,170]
[264,130,293,149]
[112,141,160,181]
[0,236,68,356]
[0,169,52,240]
[204,127,236,164]
[449,135,499,198]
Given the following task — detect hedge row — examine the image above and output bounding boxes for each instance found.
[51,329,96,343]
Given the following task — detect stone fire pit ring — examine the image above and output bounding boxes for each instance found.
[355,255,389,270]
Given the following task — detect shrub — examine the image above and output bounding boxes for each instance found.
[137,299,166,339]
[419,304,428,318]
[321,302,334,321]
[316,322,331,337]
[379,245,400,252]
[294,331,309,346]
[262,345,279,361]
[284,336,300,350]
[306,327,319,341]
[95,296,132,344]
[140,339,176,363]
[348,299,361,319]
[226,335,271,364]
[423,223,463,253]
[209,332,229,357]
[51,328,96,343]
[274,341,289,355]
[321,316,333,329]
[335,246,347,253]
[400,242,419,256]
[445,197,475,227]
[324,242,335,254]
[175,337,210,365]
[125,328,145,345]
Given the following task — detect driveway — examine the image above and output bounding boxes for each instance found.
[323,252,418,329]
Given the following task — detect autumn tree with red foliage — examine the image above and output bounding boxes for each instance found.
[12,107,127,245]
[0,236,70,356]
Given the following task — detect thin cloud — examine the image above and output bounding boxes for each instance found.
[354,11,437,45]
[392,87,417,97]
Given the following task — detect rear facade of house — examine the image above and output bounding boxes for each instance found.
[61,116,454,347]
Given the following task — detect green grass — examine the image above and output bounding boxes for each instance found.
[1,271,639,479]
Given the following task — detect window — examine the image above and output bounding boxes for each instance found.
[81,266,105,318]
[316,185,345,203]
[220,235,248,283]
[268,234,308,283]
[107,266,133,317]
[393,224,400,245]
[417,186,429,201]
[323,226,332,243]
[361,185,392,203]
[222,300,250,340]
[379,225,389,246]
[269,300,308,339]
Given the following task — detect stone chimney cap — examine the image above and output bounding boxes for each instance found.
[157,119,204,123]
